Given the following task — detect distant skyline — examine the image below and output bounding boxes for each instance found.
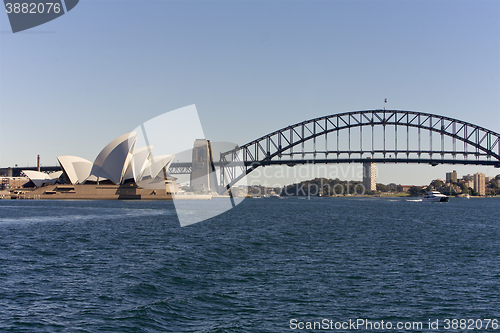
[1,0,499,186]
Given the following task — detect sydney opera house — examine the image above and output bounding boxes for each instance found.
[21,132,177,200]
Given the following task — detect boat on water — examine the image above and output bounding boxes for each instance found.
[422,191,449,202]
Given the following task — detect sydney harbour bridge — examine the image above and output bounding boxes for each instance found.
[168,110,500,191]
[7,110,499,192]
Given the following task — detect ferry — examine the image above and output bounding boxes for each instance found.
[422,191,449,202]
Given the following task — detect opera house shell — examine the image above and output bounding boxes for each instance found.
[23,132,175,199]
[22,170,63,188]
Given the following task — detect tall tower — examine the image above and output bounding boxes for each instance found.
[446,170,457,183]
[473,172,485,196]
[190,139,218,193]
[363,158,377,191]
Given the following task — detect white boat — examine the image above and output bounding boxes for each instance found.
[422,191,449,202]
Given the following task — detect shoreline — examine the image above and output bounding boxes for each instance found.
[0,185,213,200]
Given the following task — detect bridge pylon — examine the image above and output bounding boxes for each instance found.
[190,139,218,193]
[363,158,377,191]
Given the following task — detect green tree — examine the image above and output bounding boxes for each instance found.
[458,182,469,194]
[429,179,444,189]
[376,183,389,192]
[387,183,398,192]
[408,186,426,197]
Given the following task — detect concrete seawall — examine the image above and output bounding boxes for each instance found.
[11,184,174,200]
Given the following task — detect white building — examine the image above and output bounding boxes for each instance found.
[24,132,175,188]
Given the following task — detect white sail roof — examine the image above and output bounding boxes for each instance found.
[139,154,175,180]
[23,170,63,187]
[121,146,153,183]
[135,154,175,188]
[55,132,176,187]
[133,147,154,182]
[57,155,93,184]
[48,171,63,184]
[85,132,137,184]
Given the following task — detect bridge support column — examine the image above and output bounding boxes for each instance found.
[190,139,218,193]
[363,158,377,192]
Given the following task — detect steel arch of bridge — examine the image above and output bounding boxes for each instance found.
[219,110,500,190]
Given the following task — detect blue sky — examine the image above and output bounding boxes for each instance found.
[1,0,499,185]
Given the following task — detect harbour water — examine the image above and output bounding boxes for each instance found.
[1,197,499,332]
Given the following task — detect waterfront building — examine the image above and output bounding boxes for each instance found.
[0,177,30,190]
[362,159,376,191]
[0,167,13,177]
[23,132,175,189]
[397,185,413,192]
[461,180,473,190]
[473,172,486,196]
[446,170,458,183]
[462,174,473,182]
